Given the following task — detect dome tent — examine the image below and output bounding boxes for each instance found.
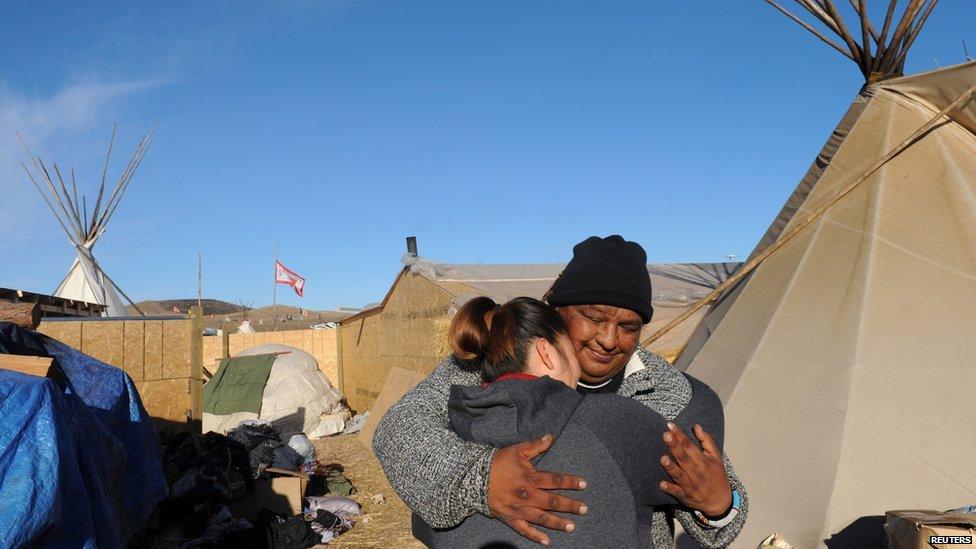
[203,344,349,437]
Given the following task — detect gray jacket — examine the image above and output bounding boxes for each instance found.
[413,374,726,548]
[373,347,749,548]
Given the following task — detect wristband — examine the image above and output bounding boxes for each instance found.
[693,489,741,529]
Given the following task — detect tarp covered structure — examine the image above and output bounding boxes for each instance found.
[677,61,976,546]
[0,322,167,547]
[202,344,350,437]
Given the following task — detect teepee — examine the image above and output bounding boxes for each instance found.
[645,2,976,546]
[21,126,155,317]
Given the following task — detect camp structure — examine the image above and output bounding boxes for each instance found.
[338,254,739,412]
[20,125,155,317]
[202,343,350,437]
[667,2,976,546]
[0,322,167,547]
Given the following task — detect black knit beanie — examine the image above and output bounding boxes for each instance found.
[546,235,653,323]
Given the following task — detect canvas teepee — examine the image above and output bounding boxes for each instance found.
[21,126,155,317]
[643,2,976,546]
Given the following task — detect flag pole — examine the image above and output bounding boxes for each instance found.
[197,252,203,309]
[272,241,279,331]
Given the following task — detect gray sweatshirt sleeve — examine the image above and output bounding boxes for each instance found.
[673,454,749,549]
[371,356,497,528]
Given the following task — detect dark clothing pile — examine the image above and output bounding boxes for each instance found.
[303,461,357,497]
[227,422,305,476]
[137,422,359,548]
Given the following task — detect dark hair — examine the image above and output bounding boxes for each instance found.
[449,296,568,382]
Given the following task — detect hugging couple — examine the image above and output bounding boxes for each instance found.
[374,236,747,548]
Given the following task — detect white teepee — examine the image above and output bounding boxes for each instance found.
[641,2,976,546]
[21,125,155,317]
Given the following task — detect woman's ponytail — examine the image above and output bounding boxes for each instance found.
[450,296,568,382]
[449,296,498,361]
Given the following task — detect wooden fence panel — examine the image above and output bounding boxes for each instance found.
[122,321,146,382]
[37,311,203,431]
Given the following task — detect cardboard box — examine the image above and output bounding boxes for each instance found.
[885,510,976,549]
[254,468,308,516]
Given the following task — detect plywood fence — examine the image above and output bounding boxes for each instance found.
[37,308,203,430]
[201,328,339,390]
[340,273,454,412]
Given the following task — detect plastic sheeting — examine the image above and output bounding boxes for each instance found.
[0,323,167,548]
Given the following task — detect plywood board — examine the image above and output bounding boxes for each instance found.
[81,320,124,367]
[0,355,53,377]
[136,378,191,425]
[122,321,146,381]
[37,321,82,348]
[201,337,224,371]
[162,319,190,379]
[144,320,164,381]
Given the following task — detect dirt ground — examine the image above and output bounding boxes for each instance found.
[312,433,423,548]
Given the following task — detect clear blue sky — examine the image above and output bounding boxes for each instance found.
[1,1,972,310]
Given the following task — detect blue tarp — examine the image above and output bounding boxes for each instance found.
[0,323,168,548]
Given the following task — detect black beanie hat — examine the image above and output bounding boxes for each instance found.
[546,235,653,323]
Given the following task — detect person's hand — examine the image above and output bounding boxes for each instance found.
[488,433,589,545]
[659,423,732,518]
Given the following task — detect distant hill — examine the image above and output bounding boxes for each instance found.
[130,299,244,316]
[128,299,356,332]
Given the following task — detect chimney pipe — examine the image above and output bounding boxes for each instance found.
[406,236,418,257]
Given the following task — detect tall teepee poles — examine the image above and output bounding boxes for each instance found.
[19,124,156,315]
[19,123,157,248]
[764,0,940,81]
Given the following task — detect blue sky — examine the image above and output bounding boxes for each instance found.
[1,1,972,310]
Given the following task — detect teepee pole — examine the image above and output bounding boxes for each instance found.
[95,124,155,234]
[20,160,76,241]
[90,125,116,235]
[52,163,85,235]
[19,124,155,316]
[765,1,855,61]
[644,80,976,347]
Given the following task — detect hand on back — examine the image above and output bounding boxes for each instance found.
[487,434,589,546]
[659,423,733,518]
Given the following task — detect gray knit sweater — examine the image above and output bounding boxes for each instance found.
[373,347,749,548]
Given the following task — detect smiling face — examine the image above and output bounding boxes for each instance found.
[557,304,643,384]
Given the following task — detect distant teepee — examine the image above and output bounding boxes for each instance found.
[21,125,155,316]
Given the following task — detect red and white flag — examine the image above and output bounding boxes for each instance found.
[275,260,306,297]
